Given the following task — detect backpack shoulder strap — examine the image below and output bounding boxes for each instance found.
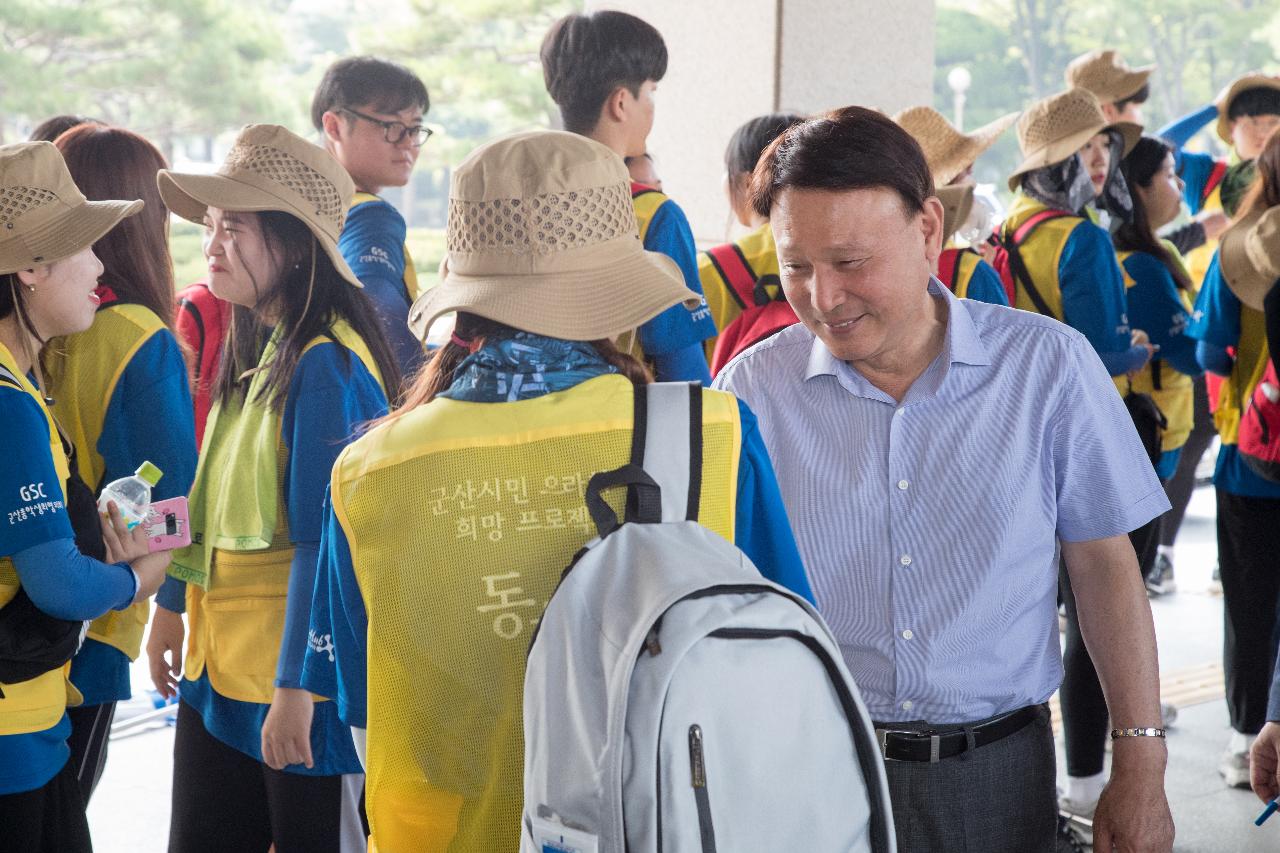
[0,363,22,390]
[1007,210,1074,320]
[1202,160,1228,206]
[705,243,756,310]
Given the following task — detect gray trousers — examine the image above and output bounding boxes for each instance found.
[881,704,1057,853]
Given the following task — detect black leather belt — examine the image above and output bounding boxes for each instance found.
[873,704,1042,763]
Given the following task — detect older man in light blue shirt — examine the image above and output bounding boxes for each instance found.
[715,107,1173,853]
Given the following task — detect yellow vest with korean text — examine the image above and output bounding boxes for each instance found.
[334,374,741,853]
[351,192,420,302]
[0,342,80,735]
[184,323,381,704]
[1215,304,1270,447]
[1113,250,1196,453]
[49,303,166,660]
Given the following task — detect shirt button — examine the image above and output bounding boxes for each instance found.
[902,700,913,711]
[897,479,909,490]
[895,408,905,417]
[902,629,914,640]
[899,555,912,567]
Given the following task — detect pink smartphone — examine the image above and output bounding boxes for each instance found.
[146,497,191,552]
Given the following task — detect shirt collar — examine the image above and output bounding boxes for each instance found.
[804,277,992,389]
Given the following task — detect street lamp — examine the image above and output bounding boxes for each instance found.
[947,66,972,131]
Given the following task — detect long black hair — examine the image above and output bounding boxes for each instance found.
[1113,136,1193,291]
[213,210,401,412]
[725,112,806,178]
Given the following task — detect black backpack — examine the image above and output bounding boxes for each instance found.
[0,365,97,696]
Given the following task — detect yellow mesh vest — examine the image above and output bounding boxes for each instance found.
[1215,305,1270,447]
[1113,251,1196,452]
[48,303,166,660]
[1001,195,1086,321]
[335,375,740,853]
[697,223,778,363]
[0,342,81,734]
[351,192,419,301]
[185,324,383,704]
[952,250,982,300]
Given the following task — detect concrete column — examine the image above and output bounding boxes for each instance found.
[587,0,936,244]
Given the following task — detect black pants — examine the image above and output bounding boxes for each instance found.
[882,705,1057,853]
[1217,490,1280,734]
[168,700,366,853]
[1160,376,1215,547]
[0,757,93,853]
[1058,516,1156,778]
[66,701,116,806]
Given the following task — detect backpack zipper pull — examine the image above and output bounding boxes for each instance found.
[689,724,706,788]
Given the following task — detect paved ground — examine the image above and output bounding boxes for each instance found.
[85,481,1280,851]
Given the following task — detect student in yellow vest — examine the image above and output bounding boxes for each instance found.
[1188,132,1280,789]
[542,10,717,382]
[625,151,662,191]
[1157,73,1280,284]
[149,124,401,853]
[41,124,198,807]
[1056,135,1205,828]
[302,130,813,853]
[696,112,805,371]
[894,106,1015,305]
[1002,89,1153,376]
[313,56,431,384]
[0,140,170,853]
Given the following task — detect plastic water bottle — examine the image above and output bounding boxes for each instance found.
[97,462,163,530]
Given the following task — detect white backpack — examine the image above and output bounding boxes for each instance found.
[522,382,894,853]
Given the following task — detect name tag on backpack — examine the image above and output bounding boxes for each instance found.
[530,815,598,853]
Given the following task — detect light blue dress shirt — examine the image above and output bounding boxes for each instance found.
[715,279,1169,724]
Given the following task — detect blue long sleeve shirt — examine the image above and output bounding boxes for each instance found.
[639,198,717,383]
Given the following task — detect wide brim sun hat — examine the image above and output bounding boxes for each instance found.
[1215,72,1280,144]
[894,106,1019,187]
[0,141,143,276]
[157,124,361,288]
[407,129,700,343]
[1064,49,1156,104]
[1219,206,1280,312]
[1007,88,1142,192]
[936,184,975,242]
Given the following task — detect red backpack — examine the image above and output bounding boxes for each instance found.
[703,243,798,377]
[987,210,1073,308]
[175,281,231,447]
[1239,355,1280,482]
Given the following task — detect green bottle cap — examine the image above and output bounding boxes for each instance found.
[135,461,163,487]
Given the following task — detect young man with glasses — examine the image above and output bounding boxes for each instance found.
[314,56,432,382]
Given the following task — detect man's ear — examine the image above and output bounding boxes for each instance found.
[603,86,630,125]
[1100,101,1121,123]
[920,196,946,266]
[320,110,346,144]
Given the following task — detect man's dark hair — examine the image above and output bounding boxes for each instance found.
[540,11,668,135]
[750,106,934,219]
[29,115,102,143]
[1113,82,1150,112]
[1228,86,1280,123]
[725,112,806,178]
[310,56,430,131]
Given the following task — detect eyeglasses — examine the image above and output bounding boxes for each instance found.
[341,108,434,146]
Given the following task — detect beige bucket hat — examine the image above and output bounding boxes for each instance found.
[1219,207,1280,311]
[1215,72,1280,143]
[0,141,143,275]
[1065,50,1155,104]
[936,184,974,241]
[1007,89,1142,192]
[157,124,361,288]
[894,106,1019,186]
[407,130,699,343]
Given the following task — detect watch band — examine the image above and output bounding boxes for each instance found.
[1110,726,1167,739]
